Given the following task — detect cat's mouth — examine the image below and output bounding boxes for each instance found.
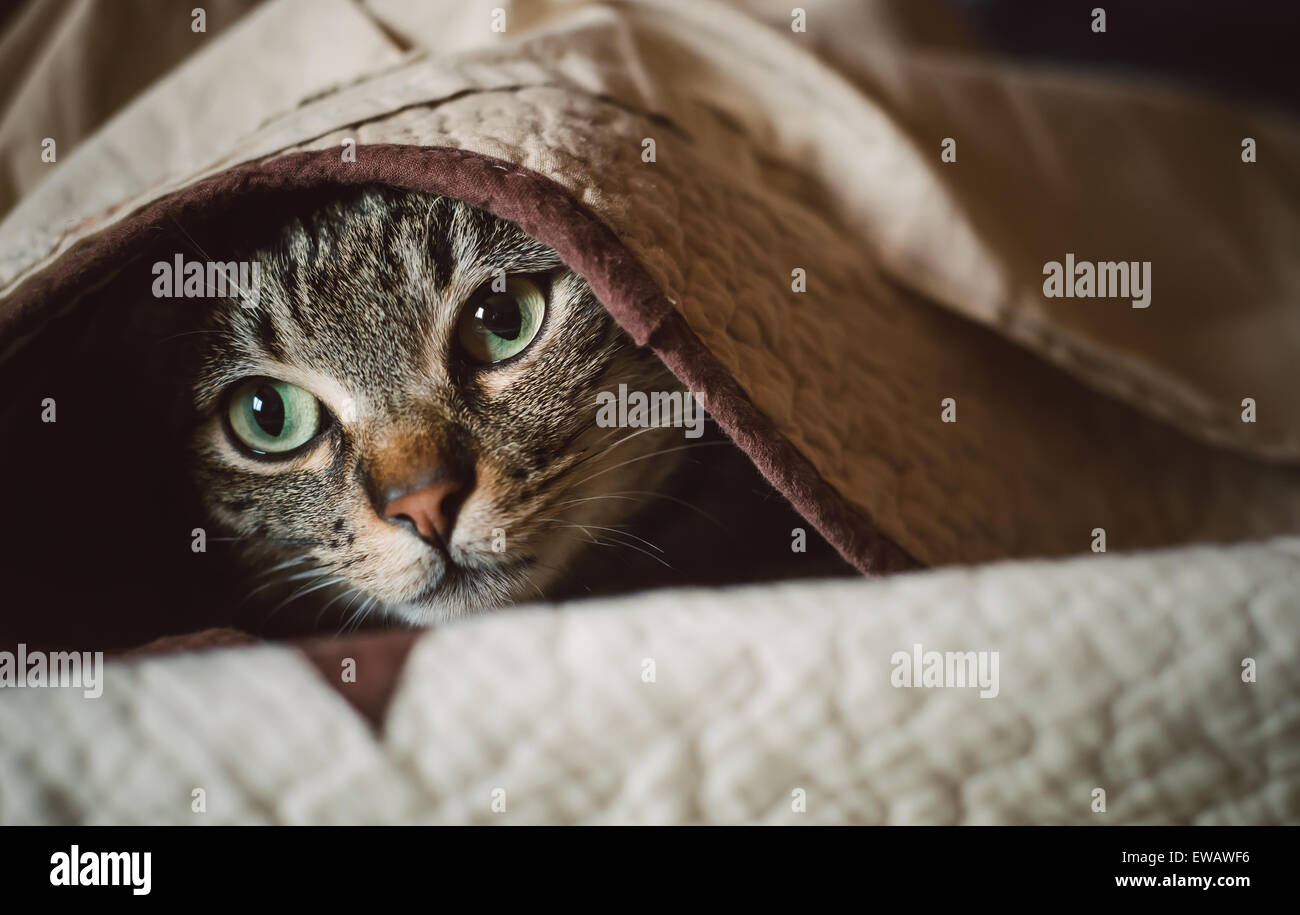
[390,549,535,620]
[409,556,464,604]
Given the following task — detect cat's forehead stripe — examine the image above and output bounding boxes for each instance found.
[198,189,572,405]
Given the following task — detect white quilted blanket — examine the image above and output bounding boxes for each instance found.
[3,538,1296,825]
[1,0,1298,828]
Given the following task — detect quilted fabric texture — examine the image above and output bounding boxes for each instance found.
[2,538,1296,825]
[1,0,1298,825]
[3,1,1300,570]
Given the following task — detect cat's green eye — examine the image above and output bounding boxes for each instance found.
[226,378,323,455]
[457,276,546,364]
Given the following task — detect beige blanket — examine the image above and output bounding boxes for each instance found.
[0,0,1297,824]
[3,538,1296,825]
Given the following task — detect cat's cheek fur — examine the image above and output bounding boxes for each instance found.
[343,513,440,602]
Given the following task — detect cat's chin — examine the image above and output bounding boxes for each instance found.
[381,587,513,625]
[377,556,543,625]
[382,599,464,626]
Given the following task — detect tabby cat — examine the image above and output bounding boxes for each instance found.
[187,186,849,628]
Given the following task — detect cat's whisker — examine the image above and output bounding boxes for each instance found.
[239,568,308,606]
[566,423,679,473]
[537,518,664,553]
[282,567,336,583]
[544,531,641,574]
[572,440,731,489]
[267,575,348,619]
[500,561,548,605]
[540,520,672,568]
[557,490,731,532]
[591,535,672,568]
[556,494,643,507]
[318,584,364,624]
[524,555,594,596]
[517,556,568,581]
[235,552,311,604]
[154,328,231,346]
[259,555,316,576]
[170,218,260,304]
[340,594,379,634]
[328,587,368,631]
[519,570,547,602]
[362,595,382,622]
[586,420,638,448]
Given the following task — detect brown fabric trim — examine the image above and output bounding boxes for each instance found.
[0,146,669,349]
[647,315,918,573]
[121,625,421,731]
[1,144,917,580]
[297,629,423,730]
[124,628,260,658]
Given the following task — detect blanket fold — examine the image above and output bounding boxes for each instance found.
[0,0,1297,826]
[2,538,1295,825]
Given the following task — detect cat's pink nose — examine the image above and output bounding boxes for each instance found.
[382,479,465,543]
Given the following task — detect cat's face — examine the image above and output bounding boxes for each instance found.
[188,188,683,624]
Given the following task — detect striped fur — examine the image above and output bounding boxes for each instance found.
[189,187,683,624]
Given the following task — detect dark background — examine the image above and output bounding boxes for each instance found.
[954,0,1300,116]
